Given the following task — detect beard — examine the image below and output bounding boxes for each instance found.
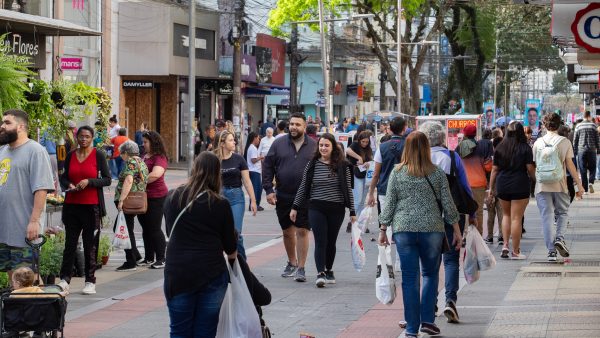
[0,129,18,145]
[290,130,304,141]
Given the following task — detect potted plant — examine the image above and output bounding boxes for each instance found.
[97,234,112,267]
[50,79,76,110]
[0,33,31,114]
[0,272,9,291]
[39,233,65,285]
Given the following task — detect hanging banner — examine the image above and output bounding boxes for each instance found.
[483,101,494,129]
[524,99,541,131]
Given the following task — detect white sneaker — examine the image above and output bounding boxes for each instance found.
[82,282,96,295]
[57,279,69,293]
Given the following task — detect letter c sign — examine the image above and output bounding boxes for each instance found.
[572,3,600,53]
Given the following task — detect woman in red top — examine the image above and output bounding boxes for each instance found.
[58,126,112,295]
[136,131,169,269]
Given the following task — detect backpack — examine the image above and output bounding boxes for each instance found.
[447,151,479,215]
[535,136,565,184]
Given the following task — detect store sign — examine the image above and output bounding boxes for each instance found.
[256,34,286,86]
[447,119,477,129]
[173,24,215,60]
[123,81,154,89]
[61,57,83,70]
[571,3,600,53]
[1,32,46,69]
[218,81,233,95]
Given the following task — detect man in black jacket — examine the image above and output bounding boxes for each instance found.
[262,113,317,282]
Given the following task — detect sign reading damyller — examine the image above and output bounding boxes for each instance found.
[123,81,154,89]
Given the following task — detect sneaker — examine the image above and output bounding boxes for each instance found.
[57,279,69,293]
[501,247,509,259]
[420,322,441,335]
[511,251,526,260]
[137,259,154,266]
[589,184,595,193]
[150,260,165,269]
[365,228,370,233]
[484,237,493,244]
[548,251,558,262]
[315,272,326,288]
[281,262,298,277]
[444,300,460,323]
[257,205,265,211]
[82,282,96,295]
[554,239,570,257]
[498,237,504,245]
[116,263,137,272]
[294,267,306,282]
[346,222,352,233]
[325,270,336,284]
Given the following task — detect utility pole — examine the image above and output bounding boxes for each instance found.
[492,29,498,126]
[317,0,330,126]
[328,19,335,120]
[233,0,245,152]
[289,23,299,115]
[436,31,441,115]
[397,0,402,113]
[379,13,387,111]
[187,0,196,174]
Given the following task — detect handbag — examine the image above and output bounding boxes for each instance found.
[424,175,452,253]
[122,191,147,215]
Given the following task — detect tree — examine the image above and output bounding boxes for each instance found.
[268,0,448,115]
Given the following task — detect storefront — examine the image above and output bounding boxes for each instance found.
[117,1,220,162]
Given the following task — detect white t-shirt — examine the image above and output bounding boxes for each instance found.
[247,144,261,173]
[109,124,121,138]
[258,136,275,157]
[374,148,382,164]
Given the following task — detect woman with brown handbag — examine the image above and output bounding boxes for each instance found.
[114,140,149,271]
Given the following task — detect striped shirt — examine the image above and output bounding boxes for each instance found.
[293,160,355,214]
[574,120,599,152]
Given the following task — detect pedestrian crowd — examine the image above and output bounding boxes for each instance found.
[0,107,598,337]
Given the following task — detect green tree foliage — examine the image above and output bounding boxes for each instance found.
[0,34,31,114]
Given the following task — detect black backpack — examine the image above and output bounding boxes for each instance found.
[446,151,479,215]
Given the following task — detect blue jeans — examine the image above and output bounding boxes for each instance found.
[166,270,228,338]
[442,216,465,304]
[536,192,570,252]
[393,231,444,335]
[577,150,597,191]
[352,176,367,217]
[109,159,118,179]
[223,187,246,259]
[596,155,600,180]
[249,171,262,207]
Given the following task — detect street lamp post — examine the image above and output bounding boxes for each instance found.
[397,0,402,113]
[187,0,196,174]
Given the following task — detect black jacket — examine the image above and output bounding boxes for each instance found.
[59,149,112,217]
[262,134,317,199]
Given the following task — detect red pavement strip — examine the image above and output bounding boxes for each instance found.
[63,242,287,338]
[338,265,447,338]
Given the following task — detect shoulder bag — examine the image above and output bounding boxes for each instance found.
[122,158,148,215]
[424,175,452,254]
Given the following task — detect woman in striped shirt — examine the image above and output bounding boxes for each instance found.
[291,133,356,288]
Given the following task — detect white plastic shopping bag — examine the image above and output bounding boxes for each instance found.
[356,206,378,233]
[112,211,132,250]
[216,258,262,338]
[351,222,366,272]
[471,225,496,271]
[375,245,396,304]
[463,225,480,284]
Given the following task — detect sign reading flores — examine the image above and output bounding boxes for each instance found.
[571,3,600,53]
[1,32,46,69]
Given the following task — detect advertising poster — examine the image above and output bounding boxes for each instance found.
[483,101,494,128]
[524,99,541,132]
[447,119,478,150]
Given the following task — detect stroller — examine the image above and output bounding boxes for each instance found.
[0,236,67,338]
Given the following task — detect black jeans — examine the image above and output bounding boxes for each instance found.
[60,204,101,283]
[115,202,142,266]
[137,196,167,262]
[308,206,345,273]
[577,149,597,191]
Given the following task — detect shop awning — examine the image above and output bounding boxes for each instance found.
[244,84,290,96]
[0,9,102,36]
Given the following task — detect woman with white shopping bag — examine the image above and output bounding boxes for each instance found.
[378,132,462,338]
[291,133,356,288]
[345,131,373,233]
[163,152,238,338]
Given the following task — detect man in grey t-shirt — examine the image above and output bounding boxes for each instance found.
[0,110,54,275]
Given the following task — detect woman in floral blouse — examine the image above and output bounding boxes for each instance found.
[114,140,149,271]
[378,132,462,338]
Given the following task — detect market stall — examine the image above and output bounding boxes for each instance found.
[416,114,482,150]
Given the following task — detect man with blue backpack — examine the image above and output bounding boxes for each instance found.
[533,113,584,262]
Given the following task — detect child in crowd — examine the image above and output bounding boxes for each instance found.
[11,267,67,297]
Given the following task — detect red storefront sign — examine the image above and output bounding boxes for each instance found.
[256,34,286,86]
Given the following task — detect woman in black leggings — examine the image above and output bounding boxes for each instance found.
[291,133,355,288]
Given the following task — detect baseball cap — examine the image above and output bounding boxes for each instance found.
[463,125,477,137]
